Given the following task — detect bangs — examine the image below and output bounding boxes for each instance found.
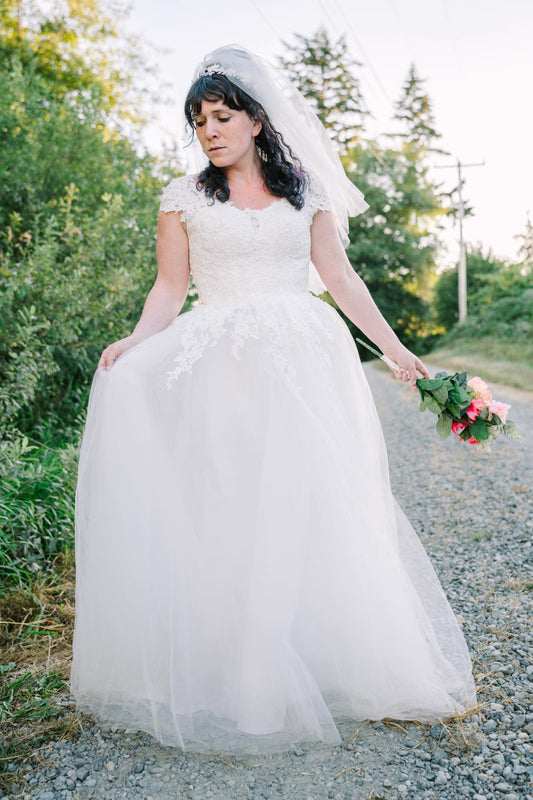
[185,75,247,124]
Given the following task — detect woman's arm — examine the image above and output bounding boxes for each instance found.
[98,211,191,370]
[310,209,430,387]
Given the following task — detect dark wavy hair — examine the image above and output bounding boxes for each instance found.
[184,73,307,210]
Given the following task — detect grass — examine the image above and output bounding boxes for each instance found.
[426,337,533,393]
[0,549,83,795]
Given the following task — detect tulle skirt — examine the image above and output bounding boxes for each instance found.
[70,291,477,754]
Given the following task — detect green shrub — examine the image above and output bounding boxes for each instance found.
[0,430,78,586]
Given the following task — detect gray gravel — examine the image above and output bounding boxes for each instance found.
[5,361,532,800]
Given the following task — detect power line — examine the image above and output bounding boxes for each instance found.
[327,0,393,105]
[386,0,415,64]
[245,0,284,40]
[317,0,344,38]
[314,0,391,122]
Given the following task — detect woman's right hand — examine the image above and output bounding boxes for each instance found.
[97,335,141,371]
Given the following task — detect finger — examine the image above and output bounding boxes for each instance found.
[395,368,410,383]
[99,350,116,370]
[416,359,430,379]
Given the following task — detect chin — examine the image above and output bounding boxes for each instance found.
[208,155,233,168]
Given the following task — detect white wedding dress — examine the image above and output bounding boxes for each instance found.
[70,172,477,755]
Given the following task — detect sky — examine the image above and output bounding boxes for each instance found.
[125,0,533,265]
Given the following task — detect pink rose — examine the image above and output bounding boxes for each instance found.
[452,420,467,437]
[489,401,511,424]
[467,376,492,404]
[466,397,485,423]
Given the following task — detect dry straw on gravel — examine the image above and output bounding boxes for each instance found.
[0,551,83,794]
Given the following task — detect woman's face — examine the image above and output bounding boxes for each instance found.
[193,99,262,168]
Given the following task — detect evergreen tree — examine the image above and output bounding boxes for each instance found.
[331,65,449,352]
[336,140,448,352]
[278,27,368,151]
[390,63,443,153]
[278,43,450,351]
[336,62,451,352]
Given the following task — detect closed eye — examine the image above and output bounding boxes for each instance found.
[195,117,230,128]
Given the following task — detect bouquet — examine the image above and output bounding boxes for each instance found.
[356,339,518,448]
[415,371,517,447]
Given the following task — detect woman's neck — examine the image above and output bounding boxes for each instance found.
[224,152,263,188]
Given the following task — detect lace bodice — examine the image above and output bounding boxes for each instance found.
[157,172,342,395]
[159,172,331,305]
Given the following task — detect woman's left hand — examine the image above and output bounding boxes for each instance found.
[382,343,430,389]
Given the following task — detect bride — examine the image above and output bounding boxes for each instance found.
[69,44,477,755]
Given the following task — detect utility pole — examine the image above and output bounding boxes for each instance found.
[434,158,485,322]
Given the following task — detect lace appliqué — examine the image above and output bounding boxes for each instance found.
[166,296,337,396]
[159,175,205,223]
[305,171,332,216]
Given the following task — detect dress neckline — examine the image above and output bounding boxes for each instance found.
[224,197,285,213]
[189,173,285,213]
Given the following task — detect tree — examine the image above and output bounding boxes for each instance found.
[0,0,152,124]
[278,41,451,351]
[328,65,451,352]
[335,140,448,352]
[0,0,184,433]
[433,245,509,330]
[390,63,444,154]
[278,27,368,151]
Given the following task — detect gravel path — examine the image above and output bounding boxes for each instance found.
[5,361,532,800]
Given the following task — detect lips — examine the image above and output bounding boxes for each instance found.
[209,146,225,152]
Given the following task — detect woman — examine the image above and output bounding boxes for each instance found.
[70,45,477,755]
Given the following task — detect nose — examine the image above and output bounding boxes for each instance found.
[205,118,219,139]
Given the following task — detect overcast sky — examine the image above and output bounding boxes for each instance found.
[126,0,533,264]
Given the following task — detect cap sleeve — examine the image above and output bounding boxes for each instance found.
[159,174,201,223]
[305,170,332,215]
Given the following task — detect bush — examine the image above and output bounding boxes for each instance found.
[439,289,533,344]
[0,430,78,585]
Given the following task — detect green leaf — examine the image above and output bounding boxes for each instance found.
[436,413,453,439]
[419,398,427,412]
[425,396,443,415]
[449,385,471,404]
[417,378,446,391]
[468,419,490,441]
[432,384,449,405]
[448,403,467,419]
